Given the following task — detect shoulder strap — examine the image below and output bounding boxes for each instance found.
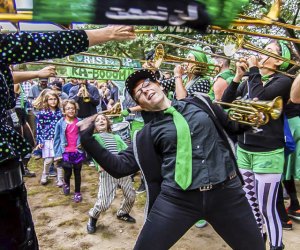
[185,93,244,184]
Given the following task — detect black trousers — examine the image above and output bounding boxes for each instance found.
[62,163,82,193]
[0,159,38,250]
[134,179,265,250]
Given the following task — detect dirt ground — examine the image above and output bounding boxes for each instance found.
[26,159,300,250]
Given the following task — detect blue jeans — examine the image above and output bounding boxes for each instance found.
[134,178,265,250]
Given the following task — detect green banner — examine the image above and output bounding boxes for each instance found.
[73,55,141,68]
[66,67,135,80]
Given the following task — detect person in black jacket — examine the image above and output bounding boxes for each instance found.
[79,69,265,250]
[221,40,293,250]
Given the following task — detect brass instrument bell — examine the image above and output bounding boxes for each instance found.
[213,96,283,127]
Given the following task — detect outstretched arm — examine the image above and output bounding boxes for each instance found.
[0,26,135,65]
[12,66,56,84]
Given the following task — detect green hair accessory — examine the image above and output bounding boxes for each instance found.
[187,46,207,64]
[278,40,291,71]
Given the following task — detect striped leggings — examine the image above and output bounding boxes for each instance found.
[89,171,136,219]
[240,169,282,248]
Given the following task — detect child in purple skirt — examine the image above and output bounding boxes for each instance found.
[54,99,85,202]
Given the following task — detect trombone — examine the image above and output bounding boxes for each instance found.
[164,35,297,78]
[149,44,220,76]
[213,96,283,127]
[0,12,32,22]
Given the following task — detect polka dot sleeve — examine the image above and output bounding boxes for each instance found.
[187,79,211,95]
[160,77,176,92]
[0,30,89,65]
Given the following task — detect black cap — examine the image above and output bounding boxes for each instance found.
[125,69,157,98]
[51,80,62,91]
[39,77,49,82]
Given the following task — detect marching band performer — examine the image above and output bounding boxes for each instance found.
[160,47,212,99]
[221,40,294,250]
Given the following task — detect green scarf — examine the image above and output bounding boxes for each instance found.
[164,106,192,190]
[92,133,128,171]
[261,74,270,83]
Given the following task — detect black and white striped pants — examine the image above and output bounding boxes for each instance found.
[89,171,136,219]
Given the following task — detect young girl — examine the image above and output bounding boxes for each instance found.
[86,114,136,234]
[54,99,85,202]
[36,91,63,185]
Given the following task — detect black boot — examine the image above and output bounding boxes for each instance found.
[23,167,36,178]
[87,217,97,234]
[270,244,284,250]
[263,232,267,243]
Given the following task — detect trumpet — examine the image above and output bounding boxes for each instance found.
[213,96,283,127]
[80,84,90,103]
[149,44,219,76]
[100,102,122,118]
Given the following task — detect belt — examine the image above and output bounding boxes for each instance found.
[0,165,23,192]
[198,172,237,192]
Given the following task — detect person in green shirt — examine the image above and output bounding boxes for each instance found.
[209,56,234,101]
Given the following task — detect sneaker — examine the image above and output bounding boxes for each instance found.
[88,161,95,167]
[73,192,82,203]
[130,175,135,183]
[49,165,57,177]
[56,178,64,187]
[287,207,300,221]
[33,155,41,160]
[87,217,98,234]
[40,174,48,185]
[23,168,36,178]
[136,182,146,194]
[117,214,136,223]
[281,220,293,230]
[63,184,70,195]
[195,220,208,228]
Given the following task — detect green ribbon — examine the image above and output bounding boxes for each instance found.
[278,40,291,71]
[164,106,192,190]
[19,84,25,109]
